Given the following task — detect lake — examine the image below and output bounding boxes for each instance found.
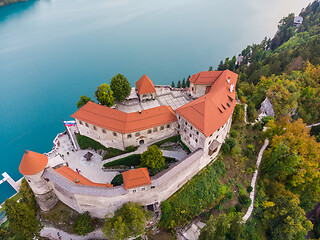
[0,0,311,203]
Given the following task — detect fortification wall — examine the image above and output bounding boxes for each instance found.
[43,149,204,218]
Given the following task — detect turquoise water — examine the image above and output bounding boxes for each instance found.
[0,0,311,203]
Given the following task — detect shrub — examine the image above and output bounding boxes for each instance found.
[125,145,138,153]
[111,174,123,186]
[231,146,242,157]
[73,212,95,236]
[239,194,252,207]
[230,130,238,138]
[103,154,141,167]
[253,122,263,131]
[226,138,236,149]
[226,191,234,199]
[153,135,180,147]
[76,134,107,151]
[227,206,236,213]
[103,148,125,159]
[221,143,231,154]
[235,203,242,212]
[247,186,253,193]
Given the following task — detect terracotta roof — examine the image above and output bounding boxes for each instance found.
[189,71,223,85]
[55,166,112,187]
[122,168,151,190]
[135,74,156,95]
[71,102,177,133]
[177,70,238,137]
[19,150,48,175]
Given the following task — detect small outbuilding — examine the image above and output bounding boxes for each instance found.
[135,74,156,101]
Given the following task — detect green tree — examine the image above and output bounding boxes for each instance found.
[208,66,213,71]
[19,178,37,213]
[73,212,95,236]
[110,73,131,102]
[182,78,186,88]
[187,75,191,87]
[141,145,165,173]
[171,81,175,88]
[95,83,114,107]
[76,95,94,108]
[102,202,151,240]
[177,80,181,88]
[4,198,42,240]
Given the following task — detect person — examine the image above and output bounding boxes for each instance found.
[76,168,79,174]
[57,232,60,236]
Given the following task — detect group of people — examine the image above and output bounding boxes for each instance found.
[75,168,81,174]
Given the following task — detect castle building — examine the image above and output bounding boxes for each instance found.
[19,70,238,218]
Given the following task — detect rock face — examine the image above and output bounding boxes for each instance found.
[260,97,275,118]
[0,0,28,7]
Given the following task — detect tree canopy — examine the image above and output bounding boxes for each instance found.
[140,145,166,173]
[102,202,152,240]
[76,95,94,108]
[95,83,114,107]
[4,198,42,240]
[110,73,131,102]
[73,212,95,236]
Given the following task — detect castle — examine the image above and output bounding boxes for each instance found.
[19,70,238,218]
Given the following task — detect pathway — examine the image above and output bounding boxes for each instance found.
[41,226,105,240]
[243,103,248,124]
[307,122,320,128]
[242,138,269,223]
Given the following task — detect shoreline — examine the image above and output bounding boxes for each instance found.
[0,0,29,7]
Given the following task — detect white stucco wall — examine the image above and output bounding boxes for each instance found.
[190,83,210,98]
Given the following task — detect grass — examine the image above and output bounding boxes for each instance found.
[152,135,191,153]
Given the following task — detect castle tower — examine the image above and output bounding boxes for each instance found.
[19,150,58,211]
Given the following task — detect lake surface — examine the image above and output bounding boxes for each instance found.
[0,0,311,203]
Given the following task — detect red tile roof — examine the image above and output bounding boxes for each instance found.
[135,74,156,95]
[122,168,151,190]
[189,71,223,85]
[71,102,177,133]
[55,166,113,187]
[177,70,238,137]
[19,150,48,175]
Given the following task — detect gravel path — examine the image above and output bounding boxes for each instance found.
[41,226,105,240]
[242,138,269,223]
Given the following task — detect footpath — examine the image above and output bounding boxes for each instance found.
[41,226,105,240]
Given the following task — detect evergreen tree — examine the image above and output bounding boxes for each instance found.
[187,75,191,87]
[208,66,213,71]
[217,61,224,70]
[181,78,186,88]
[177,80,181,88]
[171,81,175,88]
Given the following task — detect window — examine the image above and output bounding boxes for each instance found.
[189,133,192,138]
[178,116,181,120]
[185,122,188,126]
[178,124,180,129]
[184,129,187,133]
[210,133,213,137]
[85,123,89,127]
[196,131,199,135]
[102,129,106,133]
[190,126,193,130]
[166,124,170,128]
[216,135,219,139]
[79,121,83,125]
[113,132,117,136]
[142,188,145,191]
[135,132,140,137]
[93,126,97,130]
[209,141,211,145]
[153,127,158,132]
[127,134,132,139]
[133,190,136,193]
[195,139,198,143]
[151,186,155,189]
[160,126,164,131]
[148,129,152,134]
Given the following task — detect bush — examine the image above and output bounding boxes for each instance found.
[103,147,125,159]
[235,203,242,212]
[153,135,180,147]
[104,154,141,167]
[253,122,263,131]
[231,146,242,157]
[221,143,231,154]
[230,130,238,138]
[247,186,253,193]
[73,212,95,236]
[226,191,234,199]
[239,194,252,207]
[125,145,138,153]
[226,138,236,149]
[111,174,123,186]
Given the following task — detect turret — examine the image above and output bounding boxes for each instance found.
[19,150,58,211]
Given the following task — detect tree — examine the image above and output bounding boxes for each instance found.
[102,202,152,240]
[177,80,181,88]
[187,75,190,87]
[141,145,166,173]
[95,83,114,107]
[110,73,131,102]
[4,198,42,240]
[182,78,186,88]
[171,81,175,88]
[76,95,94,108]
[73,212,95,236]
[208,66,213,71]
